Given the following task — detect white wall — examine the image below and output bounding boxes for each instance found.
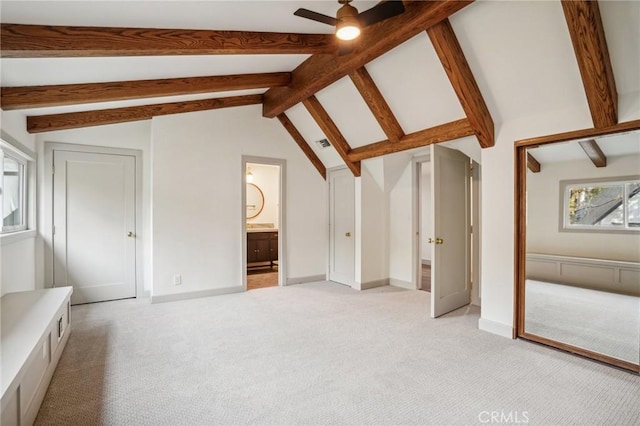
[34,121,152,292]
[246,163,279,228]
[527,154,640,262]
[388,161,415,288]
[1,110,37,296]
[151,104,326,299]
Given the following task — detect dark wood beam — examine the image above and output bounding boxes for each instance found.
[348,67,404,143]
[302,96,361,177]
[347,118,474,162]
[277,113,326,180]
[27,94,263,133]
[527,153,541,173]
[0,23,337,57]
[561,0,617,128]
[262,0,473,118]
[426,19,494,148]
[2,73,290,110]
[515,120,640,148]
[578,139,607,167]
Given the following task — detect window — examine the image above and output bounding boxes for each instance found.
[0,144,28,233]
[561,177,640,232]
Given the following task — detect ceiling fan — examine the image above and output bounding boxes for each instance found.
[294,0,406,42]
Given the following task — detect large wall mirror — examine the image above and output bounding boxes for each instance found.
[515,121,640,373]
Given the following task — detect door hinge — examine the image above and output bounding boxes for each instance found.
[52,165,55,175]
[52,225,56,235]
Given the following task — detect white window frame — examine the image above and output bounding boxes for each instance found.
[1,140,30,234]
[560,175,640,233]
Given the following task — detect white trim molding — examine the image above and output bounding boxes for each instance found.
[478,317,514,339]
[150,286,244,304]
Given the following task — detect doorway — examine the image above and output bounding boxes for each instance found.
[243,157,285,291]
[47,144,142,305]
[414,145,480,317]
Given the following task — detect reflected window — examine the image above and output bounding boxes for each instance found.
[562,178,640,231]
[1,149,27,233]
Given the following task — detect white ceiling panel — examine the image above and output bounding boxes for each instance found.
[315,76,387,149]
[365,33,465,134]
[450,0,591,125]
[283,102,344,169]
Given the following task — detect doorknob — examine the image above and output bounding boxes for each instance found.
[127,231,135,238]
[345,232,351,237]
[428,237,444,244]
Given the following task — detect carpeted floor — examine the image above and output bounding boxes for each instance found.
[35,282,640,425]
[525,279,640,364]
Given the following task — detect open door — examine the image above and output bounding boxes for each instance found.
[430,145,471,317]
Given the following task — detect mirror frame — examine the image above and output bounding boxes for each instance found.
[514,119,640,373]
[246,183,265,220]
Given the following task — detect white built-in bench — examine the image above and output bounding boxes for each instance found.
[1,287,73,426]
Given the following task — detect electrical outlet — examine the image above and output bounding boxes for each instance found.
[173,274,182,286]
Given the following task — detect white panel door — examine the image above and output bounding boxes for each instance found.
[430,145,471,317]
[329,168,355,286]
[53,150,136,304]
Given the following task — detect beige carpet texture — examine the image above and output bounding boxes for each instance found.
[35,282,640,425]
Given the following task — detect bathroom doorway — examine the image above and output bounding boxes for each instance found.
[242,157,285,291]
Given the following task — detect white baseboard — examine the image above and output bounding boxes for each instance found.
[478,317,514,339]
[389,278,415,290]
[358,278,389,290]
[286,275,326,286]
[150,286,244,304]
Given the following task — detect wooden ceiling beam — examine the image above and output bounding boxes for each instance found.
[578,139,607,167]
[277,113,326,180]
[262,0,473,118]
[561,0,617,128]
[347,118,474,162]
[302,95,361,177]
[26,94,263,133]
[0,23,337,58]
[426,19,494,148]
[348,67,404,143]
[527,153,541,173]
[2,73,290,110]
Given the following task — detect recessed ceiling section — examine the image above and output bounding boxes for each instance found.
[450,0,590,124]
[314,76,387,149]
[365,32,465,135]
[283,103,343,169]
[0,55,308,86]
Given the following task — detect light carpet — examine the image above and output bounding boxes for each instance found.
[36,282,640,425]
[525,279,640,364]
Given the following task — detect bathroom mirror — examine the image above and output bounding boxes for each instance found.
[515,121,640,373]
[246,183,265,219]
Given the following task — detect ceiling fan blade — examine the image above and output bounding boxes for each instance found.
[294,8,338,26]
[357,1,405,27]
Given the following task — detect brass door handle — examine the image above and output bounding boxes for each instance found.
[127,232,135,238]
[345,232,351,237]
[428,237,444,245]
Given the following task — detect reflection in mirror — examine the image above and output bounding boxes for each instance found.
[522,130,640,368]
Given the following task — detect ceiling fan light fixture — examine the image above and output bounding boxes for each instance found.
[336,16,361,40]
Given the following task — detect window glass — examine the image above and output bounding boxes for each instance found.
[1,152,26,232]
[563,178,640,232]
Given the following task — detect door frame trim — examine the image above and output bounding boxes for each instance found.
[412,154,431,290]
[44,142,144,299]
[241,156,287,290]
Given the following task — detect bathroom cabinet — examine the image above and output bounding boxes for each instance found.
[247,231,278,268]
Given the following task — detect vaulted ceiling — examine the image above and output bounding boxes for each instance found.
[1,1,639,178]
